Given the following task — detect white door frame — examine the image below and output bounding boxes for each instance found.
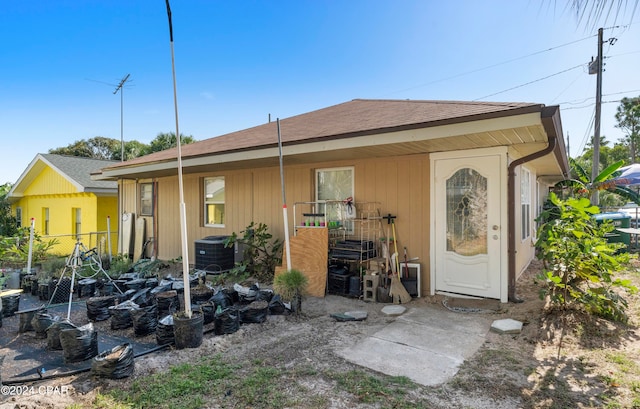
[430,147,509,302]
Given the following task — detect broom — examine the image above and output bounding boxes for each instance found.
[388,220,412,304]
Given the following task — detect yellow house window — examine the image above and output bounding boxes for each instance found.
[204,176,225,227]
[140,183,154,216]
[43,208,49,235]
[15,207,22,228]
[72,208,82,239]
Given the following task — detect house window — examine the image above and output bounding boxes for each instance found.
[204,176,225,227]
[15,207,22,228]
[72,208,81,239]
[521,168,531,241]
[43,208,50,235]
[140,183,154,216]
[315,167,355,227]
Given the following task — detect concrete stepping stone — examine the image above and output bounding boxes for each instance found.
[490,318,523,334]
[344,310,368,320]
[381,305,406,316]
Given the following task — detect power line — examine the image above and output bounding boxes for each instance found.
[380,35,595,97]
[473,64,585,101]
[551,71,584,103]
[558,89,640,106]
[577,110,596,156]
[561,100,623,110]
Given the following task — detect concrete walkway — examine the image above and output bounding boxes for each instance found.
[336,305,491,386]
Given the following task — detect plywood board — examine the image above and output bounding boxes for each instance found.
[133,217,146,262]
[275,227,328,297]
[121,213,135,257]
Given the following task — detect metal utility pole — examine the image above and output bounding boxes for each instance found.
[590,28,603,205]
[113,74,131,162]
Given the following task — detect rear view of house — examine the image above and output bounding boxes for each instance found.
[94,99,569,302]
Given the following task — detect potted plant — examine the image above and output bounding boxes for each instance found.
[190,274,214,303]
[272,269,309,314]
[37,257,67,301]
[173,308,204,349]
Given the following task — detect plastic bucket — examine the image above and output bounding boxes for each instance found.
[6,270,21,289]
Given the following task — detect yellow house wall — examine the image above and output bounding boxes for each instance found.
[23,166,78,195]
[96,196,119,254]
[14,193,96,255]
[12,167,119,255]
[121,154,431,295]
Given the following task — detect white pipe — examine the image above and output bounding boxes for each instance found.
[107,216,112,263]
[166,0,191,317]
[277,119,291,271]
[26,218,35,275]
[67,243,80,320]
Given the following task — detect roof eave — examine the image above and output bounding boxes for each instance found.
[96,103,547,179]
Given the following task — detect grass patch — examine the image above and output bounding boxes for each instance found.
[328,369,427,408]
[108,356,236,409]
[100,356,429,409]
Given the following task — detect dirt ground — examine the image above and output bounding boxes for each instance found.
[2,258,640,409]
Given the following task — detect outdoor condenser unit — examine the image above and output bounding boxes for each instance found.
[194,236,234,273]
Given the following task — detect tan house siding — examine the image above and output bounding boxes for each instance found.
[123,154,431,296]
[96,100,568,302]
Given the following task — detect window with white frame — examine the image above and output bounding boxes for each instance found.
[140,183,154,216]
[315,167,354,228]
[204,176,225,227]
[521,168,531,240]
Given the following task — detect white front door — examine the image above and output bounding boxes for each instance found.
[432,153,503,299]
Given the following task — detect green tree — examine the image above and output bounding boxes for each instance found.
[48,133,197,160]
[147,132,196,154]
[615,96,640,163]
[580,135,613,170]
[609,141,631,164]
[0,183,18,237]
[49,136,120,160]
[112,140,149,161]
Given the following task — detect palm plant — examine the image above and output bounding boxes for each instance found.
[554,158,640,206]
[272,269,308,314]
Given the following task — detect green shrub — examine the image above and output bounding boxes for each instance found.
[224,222,283,283]
[536,193,637,322]
[107,254,132,278]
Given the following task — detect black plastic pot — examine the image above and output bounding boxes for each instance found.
[173,310,204,349]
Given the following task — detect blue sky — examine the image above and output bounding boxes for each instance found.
[1,1,638,184]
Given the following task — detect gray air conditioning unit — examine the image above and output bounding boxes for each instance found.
[194,236,234,273]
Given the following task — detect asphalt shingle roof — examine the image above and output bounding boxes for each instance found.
[104,99,541,169]
[40,154,118,190]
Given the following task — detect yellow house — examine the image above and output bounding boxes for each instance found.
[7,154,119,256]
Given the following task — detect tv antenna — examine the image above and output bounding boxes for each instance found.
[85,74,133,161]
[113,74,131,162]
